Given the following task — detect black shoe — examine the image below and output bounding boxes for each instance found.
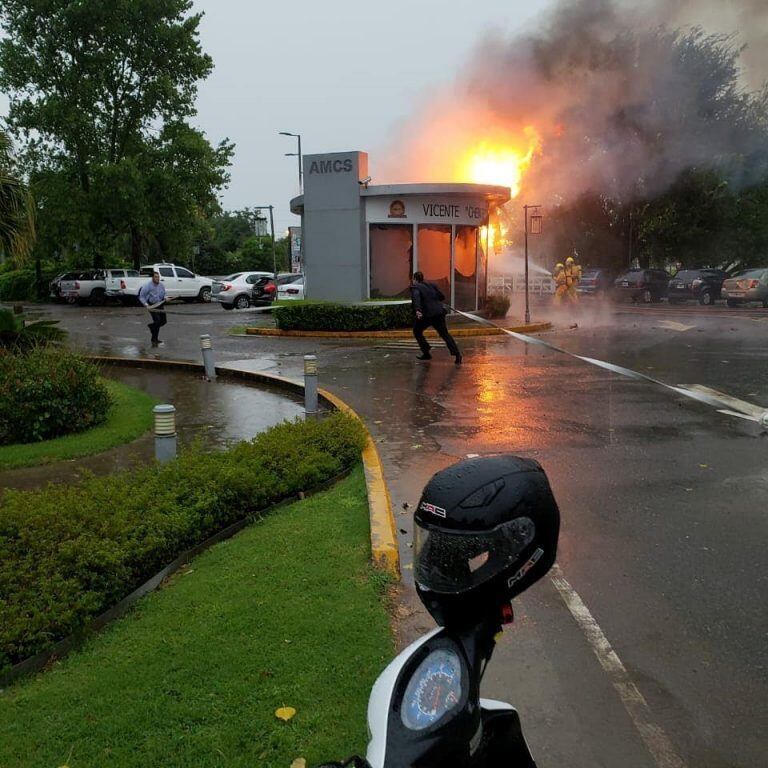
[416,353,432,361]
[151,339,160,347]
[454,353,462,366]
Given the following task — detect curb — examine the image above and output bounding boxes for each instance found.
[243,321,552,339]
[88,356,400,578]
[318,388,399,577]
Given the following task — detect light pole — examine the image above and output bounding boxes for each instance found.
[523,204,542,325]
[279,131,302,192]
[255,204,277,277]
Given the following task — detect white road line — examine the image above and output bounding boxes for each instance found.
[550,564,688,768]
[657,320,696,332]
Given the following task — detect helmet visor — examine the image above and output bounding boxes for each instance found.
[414,517,536,594]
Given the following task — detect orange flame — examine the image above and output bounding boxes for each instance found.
[456,127,540,197]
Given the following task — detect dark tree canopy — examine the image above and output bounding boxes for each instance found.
[0,0,233,268]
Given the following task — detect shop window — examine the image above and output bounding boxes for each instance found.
[454,226,478,311]
[417,224,451,300]
[369,224,413,298]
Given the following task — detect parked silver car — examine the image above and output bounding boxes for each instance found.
[722,268,768,308]
[212,271,273,309]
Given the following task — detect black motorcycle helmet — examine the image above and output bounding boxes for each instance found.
[414,455,560,627]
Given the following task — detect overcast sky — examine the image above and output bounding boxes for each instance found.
[189,0,549,232]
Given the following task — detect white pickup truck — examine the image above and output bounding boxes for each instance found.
[58,268,140,305]
[106,264,213,303]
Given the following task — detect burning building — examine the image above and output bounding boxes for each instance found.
[290,150,510,309]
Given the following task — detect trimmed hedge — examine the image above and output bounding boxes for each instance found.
[0,348,110,445]
[274,301,412,331]
[0,411,367,672]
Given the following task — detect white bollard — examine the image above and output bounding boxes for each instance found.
[153,404,177,463]
[200,334,216,380]
[304,354,318,418]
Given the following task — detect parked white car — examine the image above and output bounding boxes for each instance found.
[276,275,305,301]
[58,268,141,305]
[106,263,213,303]
[212,271,273,309]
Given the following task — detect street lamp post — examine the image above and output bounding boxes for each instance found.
[254,204,277,277]
[523,204,542,325]
[279,131,303,192]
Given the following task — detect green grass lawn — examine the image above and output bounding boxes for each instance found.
[0,379,156,470]
[0,467,393,768]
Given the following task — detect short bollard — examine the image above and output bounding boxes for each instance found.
[304,354,318,418]
[200,334,216,380]
[153,404,177,464]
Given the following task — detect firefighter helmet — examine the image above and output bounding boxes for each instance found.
[566,256,575,265]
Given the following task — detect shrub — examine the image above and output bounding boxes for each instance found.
[0,348,111,445]
[0,269,35,301]
[484,293,511,318]
[274,302,412,331]
[0,411,367,671]
[0,269,56,302]
[0,307,66,351]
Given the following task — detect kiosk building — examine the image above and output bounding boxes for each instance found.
[290,150,510,310]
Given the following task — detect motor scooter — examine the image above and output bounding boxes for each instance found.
[319,454,560,768]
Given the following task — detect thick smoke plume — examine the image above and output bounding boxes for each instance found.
[380,0,768,207]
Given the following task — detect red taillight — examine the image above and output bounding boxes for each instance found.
[749,280,760,288]
[287,288,299,294]
[75,281,80,289]
[120,279,126,289]
[265,283,276,294]
[221,283,231,291]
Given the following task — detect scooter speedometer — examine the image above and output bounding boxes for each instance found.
[400,648,463,731]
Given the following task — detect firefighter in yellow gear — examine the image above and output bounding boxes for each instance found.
[553,262,568,304]
[564,256,581,302]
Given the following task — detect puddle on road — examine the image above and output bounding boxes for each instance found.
[0,366,307,492]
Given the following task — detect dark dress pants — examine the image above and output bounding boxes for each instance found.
[148,309,167,342]
[413,313,460,356]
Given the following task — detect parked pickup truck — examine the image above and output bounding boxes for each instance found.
[58,269,140,305]
[106,264,213,303]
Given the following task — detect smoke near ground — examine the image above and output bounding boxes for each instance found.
[380,0,768,206]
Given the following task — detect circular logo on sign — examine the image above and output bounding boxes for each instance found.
[388,200,406,218]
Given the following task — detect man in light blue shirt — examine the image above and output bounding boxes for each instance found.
[139,271,167,347]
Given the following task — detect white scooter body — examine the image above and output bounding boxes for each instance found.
[364,625,535,768]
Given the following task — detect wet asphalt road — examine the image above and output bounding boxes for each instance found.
[15,299,768,768]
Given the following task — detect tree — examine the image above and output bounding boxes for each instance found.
[0,0,232,269]
[0,129,35,266]
[637,170,737,269]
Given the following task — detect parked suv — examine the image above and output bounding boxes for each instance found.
[613,268,669,303]
[721,268,768,308]
[667,268,728,306]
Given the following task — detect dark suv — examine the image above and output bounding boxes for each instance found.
[667,268,728,306]
[613,269,669,303]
